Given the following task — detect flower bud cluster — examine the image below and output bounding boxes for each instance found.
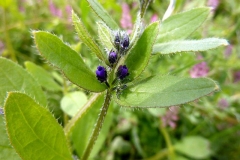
[114,31,130,53]
[95,30,130,85]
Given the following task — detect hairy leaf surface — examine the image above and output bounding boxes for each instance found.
[33,31,107,92]
[4,92,72,160]
[72,12,106,62]
[153,38,229,54]
[114,75,219,108]
[157,7,210,43]
[125,21,159,81]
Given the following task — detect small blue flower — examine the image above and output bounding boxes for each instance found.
[117,65,129,80]
[96,66,107,82]
[108,50,118,64]
[120,33,129,50]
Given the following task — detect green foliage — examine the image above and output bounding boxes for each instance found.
[0,57,47,106]
[4,92,72,160]
[0,0,237,159]
[86,0,119,29]
[157,7,210,43]
[97,21,114,51]
[65,93,113,159]
[0,116,21,160]
[33,31,107,92]
[115,75,218,108]
[60,91,88,117]
[25,61,62,92]
[72,11,106,62]
[174,136,212,159]
[153,38,229,54]
[125,21,159,81]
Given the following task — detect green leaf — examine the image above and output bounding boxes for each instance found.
[174,136,212,159]
[114,75,219,108]
[0,57,47,106]
[139,0,152,18]
[33,31,107,92]
[0,115,21,160]
[97,21,114,51]
[60,91,88,117]
[4,92,72,160]
[72,11,106,62]
[86,0,118,29]
[153,38,229,55]
[129,13,143,48]
[125,21,159,81]
[157,7,210,43]
[65,93,113,159]
[25,61,62,91]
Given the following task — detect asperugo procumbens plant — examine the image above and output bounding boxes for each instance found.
[1,0,229,160]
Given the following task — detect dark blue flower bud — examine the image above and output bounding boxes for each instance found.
[96,66,107,82]
[114,31,121,47]
[117,65,129,80]
[108,50,118,64]
[120,34,129,50]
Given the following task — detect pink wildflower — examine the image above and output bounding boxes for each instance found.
[161,106,179,129]
[65,5,72,22]
[150,14,158,23]
[224,45,233,58]
[233,71,240,83]
[218,98,229,110]
[120,3,133,33]
[207,0,219,11]
[190,62,209,78]
[49,1,62,18]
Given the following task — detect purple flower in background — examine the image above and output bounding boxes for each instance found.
[120,3,133,33]
[150,14,158,23]
[161,106,179,129]
[207,0,219,11]
[218,98,229,109]
[49,0,62,18]
[65,5,72,22]
[190,62,209,78]
[224,45,233,58]
[233,71,240,83]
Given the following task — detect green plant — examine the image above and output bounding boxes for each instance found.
[0,0,228,159]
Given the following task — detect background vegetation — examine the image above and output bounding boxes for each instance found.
[0,0,239,159]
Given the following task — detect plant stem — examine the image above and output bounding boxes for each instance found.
[159,122,175,160]
[81,89,112,160]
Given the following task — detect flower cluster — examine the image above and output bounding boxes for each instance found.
[95,32,130,86]
[161,106,179,129]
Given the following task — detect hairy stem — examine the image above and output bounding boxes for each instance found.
[82,89,112,160]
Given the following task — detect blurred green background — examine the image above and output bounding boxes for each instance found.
[0,0,240,159]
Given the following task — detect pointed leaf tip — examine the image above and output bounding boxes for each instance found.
[114,75,218,108]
